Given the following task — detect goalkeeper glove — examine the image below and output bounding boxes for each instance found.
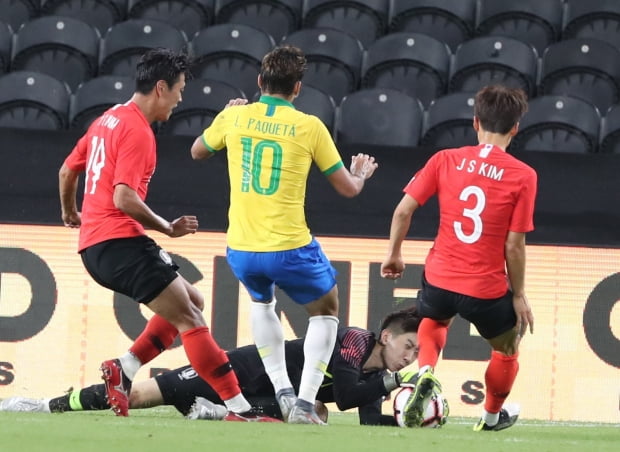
[398,370,420,387]
[382,368,422,391]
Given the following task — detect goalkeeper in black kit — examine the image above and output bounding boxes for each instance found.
[1,308,431,426]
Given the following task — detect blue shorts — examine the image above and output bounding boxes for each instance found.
[226,238,337,305]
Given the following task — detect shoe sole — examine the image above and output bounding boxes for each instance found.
[100,362,129,417]
[224,414,282,423]
[403,377,436,427]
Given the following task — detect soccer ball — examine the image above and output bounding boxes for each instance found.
[393,386,449,428]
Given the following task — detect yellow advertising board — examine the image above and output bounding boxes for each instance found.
[0,224,618,423]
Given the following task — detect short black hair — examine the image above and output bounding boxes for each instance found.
[134,48,191,94]
[380,306,421,335]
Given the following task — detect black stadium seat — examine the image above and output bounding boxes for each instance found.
[511,95,601,153]
[388,0,476,53]
[0,70,70,130]
[449,36,539,97]
[282,27,363,104]
[293,85,336,133]
[361,32,450,108]
[11,16,100,93]
[99,19,188,76]
[40,0,127,36]
[302,0,389,48]
[128,0,214,40]
[158,78,245,136]
[563,0,620,52]
[597,104,620,154]
[476,0,563,57]
[0,0,39,34]
[215,0,302,43]
[539,38,620,115]
[190,23,275,99]
[69,75,135,132]
[336,88,423,147]
[0,21,12,74]
[420,92,477,150]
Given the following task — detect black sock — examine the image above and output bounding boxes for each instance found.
[48,384,110,412]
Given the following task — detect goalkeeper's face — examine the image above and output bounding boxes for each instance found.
[380,331,419,372]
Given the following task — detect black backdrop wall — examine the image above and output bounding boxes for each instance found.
[1,128,618,247]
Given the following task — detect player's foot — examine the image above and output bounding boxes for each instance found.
[287,404,327,425]
[276,388,297,421]
[187,397,228,421]
[403,365,442,427]
[473,404,520,431]
[224,408,282,422]
[100,358,132,417]
[0,397,51,413]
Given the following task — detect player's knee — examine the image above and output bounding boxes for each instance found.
[128,387,144,409]
[306,288,338,316]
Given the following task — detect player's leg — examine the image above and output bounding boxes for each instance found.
[288,286,338,425]
[227,248,297,420]
[0,383,110,413]
[276,239,339,425]
[80,236,183,416]
[46,378,164,413]
[463,292,521,431]
[122,280,203,384]
[416,276,458,369]
[147,278,255,416]
[402,277,457,426]
[155,364,223,417]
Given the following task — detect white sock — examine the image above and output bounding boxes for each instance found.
[482,409,500,426]
[118,351,141,381]
[251,298,293,393]
[297,315,339,404]
[223,394,252,413]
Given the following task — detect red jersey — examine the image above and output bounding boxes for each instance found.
[64,101,156,251]
[405,143,537,299]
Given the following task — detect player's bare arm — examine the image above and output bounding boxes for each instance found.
[113,184,198,238]
[505,230,535,346]
[381,195,420,279]
[190,135,216,161]
[326,153,378,197]
[58,162,82,228]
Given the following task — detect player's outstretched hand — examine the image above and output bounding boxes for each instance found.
[350,153,378,180]
[169,215,199,237]
[381,256,405,280]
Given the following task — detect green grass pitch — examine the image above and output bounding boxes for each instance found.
[1,407,618,452]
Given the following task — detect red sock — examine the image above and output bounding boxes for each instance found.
[180,326,242,401]
[484,350,519,413]
[129,315,178,364]
[417,318,448,368]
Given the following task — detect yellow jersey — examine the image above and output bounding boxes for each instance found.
[202,95,344,251]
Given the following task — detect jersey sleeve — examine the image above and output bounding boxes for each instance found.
[311,117,344,175]
[509,167,538,232]
[403,151,442,205]
[331,330,390,411]
[202,108,231,152]
[113,126,152,191]
[358,402,398,426]
[63,134,89,172]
